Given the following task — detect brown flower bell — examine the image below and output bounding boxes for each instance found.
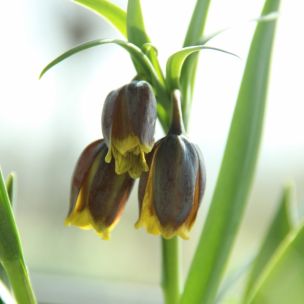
[65,140,134,239]
[135,92,206,239]
[102,81,157,179]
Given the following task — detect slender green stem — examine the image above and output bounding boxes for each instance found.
[161,237,181,304]
[3,259,36,304]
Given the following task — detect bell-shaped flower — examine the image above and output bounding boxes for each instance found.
[65,139,134,239]
[135,135,206,239]
[102,81,157,179]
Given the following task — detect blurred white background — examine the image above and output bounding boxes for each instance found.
[0,0,303,303]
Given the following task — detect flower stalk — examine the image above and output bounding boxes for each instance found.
[161,237,181,304]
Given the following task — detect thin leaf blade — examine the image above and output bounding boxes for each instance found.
[244,185,293,298]
[180,0,212,128]
[248,223,304,304]
[6,173,16,206]
[39,39,157,84]
[180,0,280,303]
[126,0,150,49]
[74,0,127,37]
[0,169,36,303]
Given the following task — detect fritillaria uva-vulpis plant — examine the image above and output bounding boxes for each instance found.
[2,0,304,304]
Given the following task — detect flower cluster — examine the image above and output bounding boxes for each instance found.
[65,81,206,239]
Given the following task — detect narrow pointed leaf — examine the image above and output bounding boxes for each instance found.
[166,46,238,91]
[0,170,21,263]
[126,0,150,48]
[0,169,36,303]
[126,0,153,80]
[248,223,304,304]
[39,39,161,88]
[244,185,293,298]
[6,173,16,206]
[201,12,278,46]
[74,0,127,37]
[180,0,212,128]
[180,0,280,303]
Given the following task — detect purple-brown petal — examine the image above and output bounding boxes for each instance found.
[102,90,119,146]
[125,81,157,146]
[69,140,104,215]
[152,135,200,228]
[88,146,134,227]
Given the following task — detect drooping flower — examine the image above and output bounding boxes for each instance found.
[135,134,206,239]
[65,139,134,239]
[102,81,157,179]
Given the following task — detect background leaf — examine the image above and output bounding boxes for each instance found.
[126,0,150,49]
[74,0,127,37]
[243,184,293,298]
[180,0,280,303]
[180,0,212,128]
[248,223,304,304]
[126,0,151,77]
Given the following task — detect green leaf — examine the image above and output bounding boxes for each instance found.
[143,43,165,85]
[248,223,304,304]
[243,185,293,299]
[126,0,150,49]
[180,0,212,128]
[166,46,238,91]
[0,169,36,303]
[39,39,161,87]
[180,0,280,303]
[74,0,127,37]
[201,12,278,46]
[126,0,152,79]
[0,170,21,263]
[6,173,16,206]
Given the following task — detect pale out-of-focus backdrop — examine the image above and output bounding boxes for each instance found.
[0,0,303,303]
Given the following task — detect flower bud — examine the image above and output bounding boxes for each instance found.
[65,140,134,239]
[135,135,206,239]
[102,81,157,179]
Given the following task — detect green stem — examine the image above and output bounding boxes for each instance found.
[3,259,36,304]
[161,237,181,304]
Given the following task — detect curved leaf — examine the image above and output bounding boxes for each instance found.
[248,223,304,304]
[180,0,212,128]
[166,46,238,91]
[180,0,281,303]
[74,0,127,37]
[201,12,278,46]
[244,184,293,299]
[126,0,150,48]
[39,39,161,89]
